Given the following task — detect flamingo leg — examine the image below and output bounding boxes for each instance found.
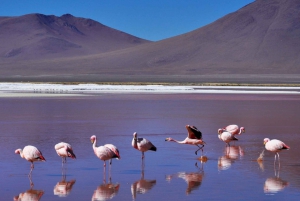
[103,163,106,184]
[142,152,145,159]
[277,153,281,169]
[28,173,34,188]
[195,145,204,155]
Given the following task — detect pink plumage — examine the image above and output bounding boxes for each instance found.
[90,135,120,168]
[218,125,245,136]
[264,138,290,152]
[264,138,290,164]
[15,145,46,173]
[132,132,157,159]
[55,142,76,165]
[218,131,238,146]
[165,125,205,155]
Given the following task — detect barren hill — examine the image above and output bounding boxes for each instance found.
[1,0,300,84]
[0,13,150,60]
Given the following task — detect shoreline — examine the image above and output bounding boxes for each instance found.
[0,82,300,97]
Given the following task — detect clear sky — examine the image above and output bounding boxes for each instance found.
[1,0,254,41]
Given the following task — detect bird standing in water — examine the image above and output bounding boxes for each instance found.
[165,125,206,155]
[132,132,157,160]
[218,131,238,147]
[264,138,289,167]
[90,135,121,168]
[218,124,245,137]
[55,142,76,166]
[15,145,46,175]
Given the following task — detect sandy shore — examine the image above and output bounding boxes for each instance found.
[0,82,300,97]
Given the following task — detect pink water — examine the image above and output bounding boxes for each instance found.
[1,93,300,200]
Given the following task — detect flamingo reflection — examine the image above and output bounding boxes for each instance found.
[92,177,120,201]
[166,163,204,195]
[264,169,289,194]
[131,168,156,199]
[14,177,44,201]
[218,146,244,170]
[53,174,76,197]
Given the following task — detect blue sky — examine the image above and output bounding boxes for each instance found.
[1,0,254,41]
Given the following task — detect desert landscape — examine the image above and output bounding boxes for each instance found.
[1,0,300,84]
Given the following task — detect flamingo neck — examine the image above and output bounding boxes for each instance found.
[238,128,243,135]
[19,150,25,159]
[133,137,138,149]
[92,138,97,150]
[170,138,185,144]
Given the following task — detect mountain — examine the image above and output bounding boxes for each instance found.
[1,0,300,84]
[0,13,150,60]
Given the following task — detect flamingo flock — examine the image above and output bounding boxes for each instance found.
[15,124,290,178]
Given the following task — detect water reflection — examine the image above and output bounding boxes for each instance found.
[264,169,289,194]
[131,168,156,200]
[218,146,244,170]
[92,178,120,201]
[53,174,76,197]
[166,162,204,195]
[14,177,44,201]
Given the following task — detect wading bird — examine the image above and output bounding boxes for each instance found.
[264,138,290,166]
[218,131,238,147]
[132,132,157,160]
[15,145,46,175]
[55,142,76,165]
[218,125,245,136]
[90,135,120,168]
[165,125,205,155]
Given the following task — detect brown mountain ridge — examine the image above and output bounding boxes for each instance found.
[1,0,300,84]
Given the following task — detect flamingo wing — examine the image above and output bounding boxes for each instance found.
[137,138,157,152]
[186,125,202,139]
[104,144,121,159]
[24,145,46,162]
[224,125,239,135]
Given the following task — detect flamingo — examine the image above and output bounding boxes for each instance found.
[218,125,245,137]
[15,145,46,174]
[165,125,206,155]
[54,142,76,165]
[218,131,238,147]
[132,132,157,160]
[90,135,120,168]
[264,138,290,166]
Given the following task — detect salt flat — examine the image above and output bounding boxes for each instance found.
[0,82,299,97]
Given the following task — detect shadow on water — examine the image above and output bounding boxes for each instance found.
[218,145,244,171]
[166,160,205,195]
[53,173,76,197]
[14,176,44,201]
[92,177,120,201]
[131,161,157,200]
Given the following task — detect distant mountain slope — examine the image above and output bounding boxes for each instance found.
[0,13,150,60]
[0,0,300,83]
[63,0,299,75]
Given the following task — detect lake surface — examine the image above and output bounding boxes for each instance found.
[1,92,300,201]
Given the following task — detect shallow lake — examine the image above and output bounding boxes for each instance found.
[1,92,300,200]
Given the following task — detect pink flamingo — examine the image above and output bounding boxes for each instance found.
[132,132,157,160]
[165,125,206,155]
[264,138,290,166]
[218,125,245,136]
[55,142,76,165]
[15,145,46,174]
[218,131,238,147]
[90,135,120,168]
